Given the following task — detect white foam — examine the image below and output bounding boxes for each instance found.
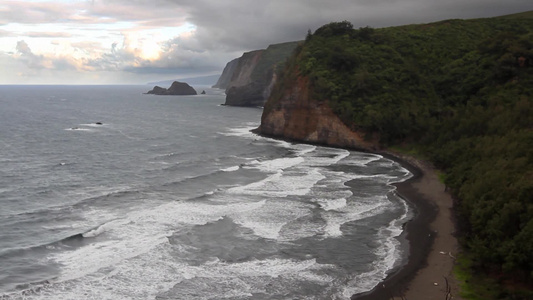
[290,143,317,155]
[322,200,390,238]
[50,198,268,283]
[339,199,411,298]
[227,168,325,197]
[316,198,347,211]
[21,242,337,300]
[301,148,351,167]
[220,165,239,172]
[245,156,304,172]
[233,199,313,240]
[341,154,383,166]
[218,125,257,137]
[82,219,130,238]
[9,142,414,299]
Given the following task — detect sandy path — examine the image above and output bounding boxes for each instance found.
[394,158,462,300]
[352,152,462,300]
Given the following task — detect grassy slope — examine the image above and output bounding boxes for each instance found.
[269,13,533,299]
[498,10,533,19]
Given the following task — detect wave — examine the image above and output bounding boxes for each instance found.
[339,196,411,298]
[227,168,325,198]
[218,125,257,137]
[341,153,383,166]
[82,223,109,238]
[244,156,305,172]
[220,165,240,172]
[0,230,88,260]
[2,217,131,258]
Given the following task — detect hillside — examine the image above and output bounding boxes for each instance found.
[260,15,533,298]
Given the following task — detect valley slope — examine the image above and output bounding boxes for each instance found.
[259,15,533,298]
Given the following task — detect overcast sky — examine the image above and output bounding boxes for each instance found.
[0,0,531,84]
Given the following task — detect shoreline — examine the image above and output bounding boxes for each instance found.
[250,130,461,299]
[352,150,461,300]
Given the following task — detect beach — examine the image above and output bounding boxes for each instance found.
[353,151,462,300]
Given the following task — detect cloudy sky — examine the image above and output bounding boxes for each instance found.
[0,0,531,84]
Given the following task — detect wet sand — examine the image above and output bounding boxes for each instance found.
[352,151,462,300]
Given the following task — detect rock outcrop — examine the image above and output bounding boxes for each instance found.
[146,81,197,95]
[259,75,375,150]
[215,42,299,107]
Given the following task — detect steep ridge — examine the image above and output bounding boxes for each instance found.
[259,16,533,298]
[225,50,265,106]
[212,58,239,89]
[215,42,299,106]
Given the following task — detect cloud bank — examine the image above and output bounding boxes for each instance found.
[0,0,531,84]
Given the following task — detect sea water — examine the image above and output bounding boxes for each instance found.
[0,85,412,299]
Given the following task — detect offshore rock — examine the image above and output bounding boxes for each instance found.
[146,81,197,96]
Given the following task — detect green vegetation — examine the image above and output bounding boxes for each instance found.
[250,41,300,83]
[272,14,533,298]
[499,10,533,19]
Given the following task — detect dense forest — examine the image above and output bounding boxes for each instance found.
[271,13,533,298]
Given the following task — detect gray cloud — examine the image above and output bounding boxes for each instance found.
[122,0,531,78]
[2,0,532,84]
[14,40,78,71]
[16,40,32,55]
[173,0,532,52]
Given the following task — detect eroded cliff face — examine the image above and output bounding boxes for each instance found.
[226,50,264,90]
[259,76,375,150]
[216,42,299,107]
[224,50,266,106]
[212,58,239,89]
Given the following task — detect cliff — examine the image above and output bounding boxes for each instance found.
[216,42,299,106]
[259,17,533,297]
[212,58,239,89]
[146,81,197,96]
[259,75,374,150]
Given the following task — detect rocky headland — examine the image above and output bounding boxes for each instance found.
[258,75,375,150]
[253,15,533,299]
[214,41,299,107]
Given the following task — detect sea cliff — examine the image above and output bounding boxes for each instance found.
[258,75,374,150]
[258,16,533,298]
[215,42,299,107]
[212,58,239,89]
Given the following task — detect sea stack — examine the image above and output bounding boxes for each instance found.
[146,81,197,96]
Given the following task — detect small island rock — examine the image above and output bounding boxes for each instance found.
[146,81,197,96]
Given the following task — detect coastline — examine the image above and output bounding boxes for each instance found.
[251,130,462,299]
[352,150,462,300]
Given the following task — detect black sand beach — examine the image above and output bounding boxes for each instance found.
[352,151,461,300]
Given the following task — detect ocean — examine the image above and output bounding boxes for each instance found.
[0,85,412,299]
